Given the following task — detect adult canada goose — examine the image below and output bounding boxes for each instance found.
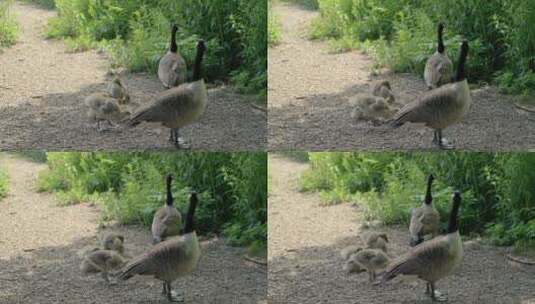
[424,23,453,90]
[81,249,127,284]
[100,232,125,254]
[409,174,440,247]
[129,40,207,149]
[107,76,130,104]
[158,24,187,88]
[391,41,471,149]
[361,232,389,253]
[151,175,182,244]
[85,93,130,132]
[349,248,390,282]
[119,192,201,302]
[382,191,463,302]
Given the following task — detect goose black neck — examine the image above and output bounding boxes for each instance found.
[447,192,461,233]
[437,24,445,53]
[455,41,469,81]
[166,175,173,206]
[184,192,198,233]
[192,43,205,81]
[424,174,434,205]
[170,26,178,53]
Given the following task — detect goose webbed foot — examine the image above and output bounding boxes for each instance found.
[96,120,114,133]
[431,291,447,302]
[429,283,447,302]
[164,282,184,302]
[169,129,190,149]
[101,272,111,284]
[432,130,454,150]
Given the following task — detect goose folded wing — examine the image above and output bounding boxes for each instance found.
[384,237,450,280]
[132,87,196,123]
[393,86,457,124]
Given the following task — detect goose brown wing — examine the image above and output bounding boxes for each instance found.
[119,237,186,280]
[392,85,457,126]
[129,85,195,125]
[382,236,449,281]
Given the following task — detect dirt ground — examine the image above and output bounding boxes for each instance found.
[0,2,266,151]
[268,2,535,151]
[0,154,267,304]
[268,154,535,304]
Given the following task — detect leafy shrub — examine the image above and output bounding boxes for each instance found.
[0,0,18,48]
[45,0,266,97]
[300,152,535,245]
[38,152,267,246]
[312,0,535,94]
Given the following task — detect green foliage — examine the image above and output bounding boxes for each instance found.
[312,0,535,94]
[0,165,8,200]
[301,152,535,245]
[21,0,56,9]
[38,152,267,246]
[281,0,319,10]
[268,3,281,47]
[46,0,267,96]
[0,0,18,48]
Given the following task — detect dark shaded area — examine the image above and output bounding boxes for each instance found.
[269,228,535,304]
[269,73,535,151]
[0,73,266,151]
[0,225,267,304]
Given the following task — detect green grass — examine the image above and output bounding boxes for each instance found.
[20,0,56,9]
[0,166,8,200]
[300,152,535,246]
[268,4,282,47]
[37,152,267,247]
[0,0,18,48]
[44,0,267,98]
[310,0,535,95]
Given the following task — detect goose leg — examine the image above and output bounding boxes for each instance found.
[169,129,176,143]
[430,283,447,302]
[101,272,110,284]
[171,128,190,149]
[165,282,184,303]
[162,282,168,295]
[434,129,454,150]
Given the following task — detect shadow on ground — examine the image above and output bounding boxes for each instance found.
[269,73,535,151]
[0,73,266,151]
[268,228,535,304]
[0,224,267,304]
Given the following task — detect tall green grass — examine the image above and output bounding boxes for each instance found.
[45,0,267,97]
[37,152,267,247]
[268,2,282,47]
[311,0,535,95]
[0,0,18,48]
[0,165,8,200]
[21,0,56,9]
[300,152,535,247]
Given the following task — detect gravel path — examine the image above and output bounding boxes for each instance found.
[268,2,535,151]
[268,154,535,304]
[0,2,266,151]
[0,154,267,304]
